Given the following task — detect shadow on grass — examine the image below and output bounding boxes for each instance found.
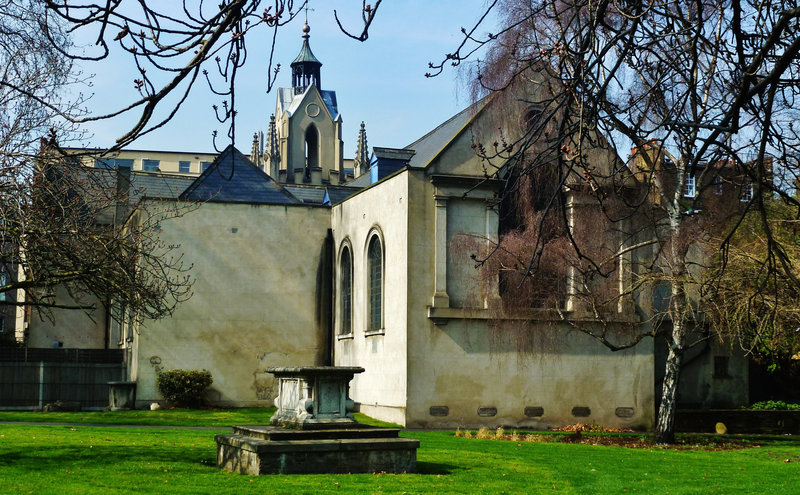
[416,461,458,475]
[0,444,215,471]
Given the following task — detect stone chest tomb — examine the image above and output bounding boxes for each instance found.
[215,366,419,475]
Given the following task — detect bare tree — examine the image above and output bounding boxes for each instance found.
[433,0,800,442]
[0,1,193,330]
[40,0,382,152]
[0,1,385,331]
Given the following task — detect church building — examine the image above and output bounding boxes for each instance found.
[25,23,750,429]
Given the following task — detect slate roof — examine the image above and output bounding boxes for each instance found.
[179,146,298,204]
[284,185,326,204]
[282,184,362,206]
[323,186,360,205]
[53,165,199,225]
[404,100,487,168]
[346,172,372,189]
[277,87,339,120]
[132,174,196,202]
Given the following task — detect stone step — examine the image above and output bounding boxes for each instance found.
[215,433,420,474]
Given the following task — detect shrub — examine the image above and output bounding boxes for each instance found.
[155,369,213,408]
[749,400,800,410]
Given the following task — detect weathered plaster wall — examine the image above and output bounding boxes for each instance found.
[133,201,331,408]
[446,197,491,308]
[428,133,479,176]
[656,335,749,408]
[331,172,409,425]
[406,317,655,429]
[27,288,107,349]
[278,87,343,182]
[404,141,655,429]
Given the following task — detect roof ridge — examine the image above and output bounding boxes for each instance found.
[404,96,489,150]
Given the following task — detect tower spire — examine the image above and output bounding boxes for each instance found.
[265,114,280,178]
[354,122,370,178]
[250,132,261,169]
[290,20,322,93]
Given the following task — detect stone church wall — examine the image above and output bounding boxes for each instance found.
[405,316,655,429]
[132,200,331,408]
[331,171,409,426]
[403,153,655,429]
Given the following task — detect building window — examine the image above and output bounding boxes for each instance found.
[713,176,723,195]
[142,159,160,172]
[521,105,543,132]
[94,158,133,169]
[201,161,212,172]
[683,175,696,198]
[740,183,753,202]
[367,233,383,331]
[339,245,353,335]
[714,356,731,378]
[178,161,191,173]
[0,271,7,302]
[653,280,671,314]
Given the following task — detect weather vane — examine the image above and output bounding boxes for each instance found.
[304,3,315,24]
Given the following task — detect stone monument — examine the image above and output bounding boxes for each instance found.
[215,366,419,475]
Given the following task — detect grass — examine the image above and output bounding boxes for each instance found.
[0,407,278,427]
[0,409,799,493]
[0,408,397,428]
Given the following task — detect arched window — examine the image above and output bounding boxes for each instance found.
[521,105,543,132]
[367,234,383,331]
[339,245,352,335]
[304,125,319,177]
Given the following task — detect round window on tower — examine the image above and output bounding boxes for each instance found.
[306,103,321,118]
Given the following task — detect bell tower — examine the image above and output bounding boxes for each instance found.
[291,23,322,94]
[269,22,345,185]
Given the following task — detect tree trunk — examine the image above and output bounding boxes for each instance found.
[655,229,688,443]
[655,338,683,443]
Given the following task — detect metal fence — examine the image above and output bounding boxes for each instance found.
[0,348,125,410]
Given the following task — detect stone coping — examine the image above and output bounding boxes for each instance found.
[232,425,400,441]
[267,366,365,376]
[270,417,361,430]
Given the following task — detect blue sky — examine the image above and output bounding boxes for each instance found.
[74,1,495,157]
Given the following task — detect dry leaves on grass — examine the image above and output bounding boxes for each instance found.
[454,425,755,450]
[554,423,634,433]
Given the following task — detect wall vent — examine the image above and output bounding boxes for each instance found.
[571,406,591,417]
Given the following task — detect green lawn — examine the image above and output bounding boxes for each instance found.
[0,410,798,493]
[0,407,278,427]
[0,408,399,428]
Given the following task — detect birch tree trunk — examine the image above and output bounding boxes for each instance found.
[655,222,689,444]
[655,330,684,443]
